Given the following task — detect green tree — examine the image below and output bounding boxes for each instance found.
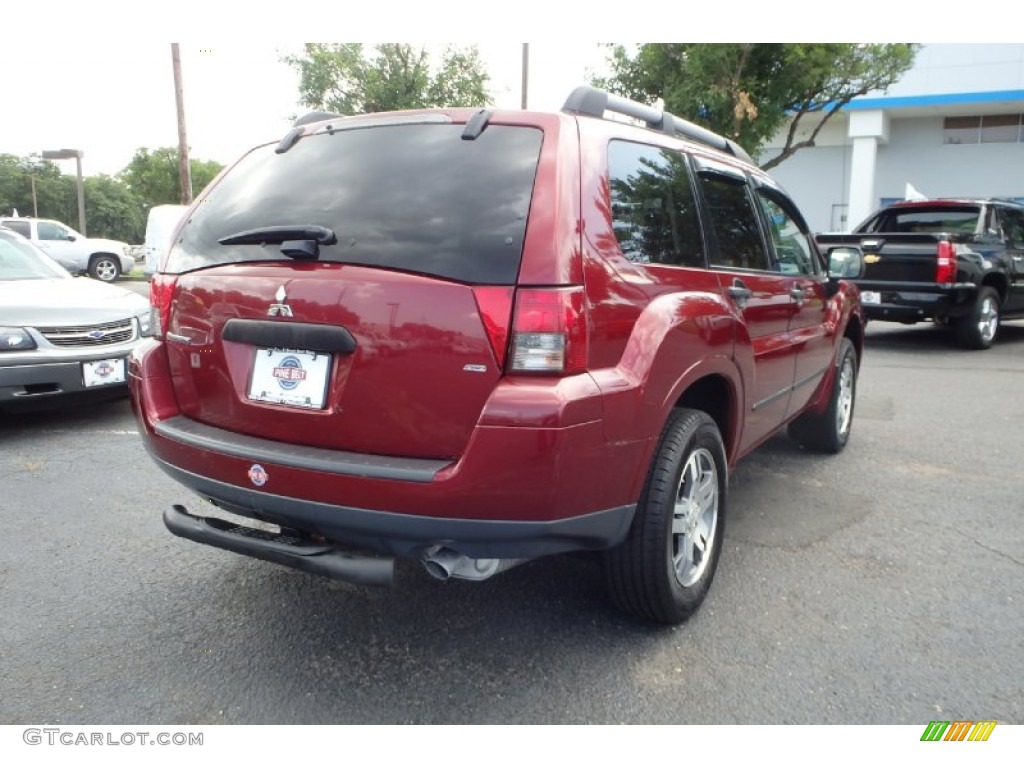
[595,44,919,170]
[83,175,146,243]
[119,147,224,210]
[284,43,491,114]
[0,154,71,220]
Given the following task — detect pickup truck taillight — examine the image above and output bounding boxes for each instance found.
[935,240,957,284]
[508,287,588,375]
[149,273,179,340]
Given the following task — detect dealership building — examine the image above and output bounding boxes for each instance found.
[762,44,1024,233]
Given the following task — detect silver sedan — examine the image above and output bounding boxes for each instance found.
[0,227,151,409]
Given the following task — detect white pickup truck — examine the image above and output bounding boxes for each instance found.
[0,216,134,282]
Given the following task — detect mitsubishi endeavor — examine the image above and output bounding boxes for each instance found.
[129,87,865,624]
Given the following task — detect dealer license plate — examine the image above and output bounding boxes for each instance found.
[248,348,331,409]
[83,358,126,387]
[860,291,881,305]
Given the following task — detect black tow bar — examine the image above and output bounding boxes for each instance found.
[163,504,395,587]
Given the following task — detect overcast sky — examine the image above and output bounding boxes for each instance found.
[0,40,610,177]
[1,0,1004,180]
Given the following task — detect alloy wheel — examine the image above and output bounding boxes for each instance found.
[672,447,719,588]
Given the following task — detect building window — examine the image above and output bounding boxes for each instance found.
[944,114,1022,144]
[981,114,1022,143]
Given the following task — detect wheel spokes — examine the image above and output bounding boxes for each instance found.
[834,353,855,436]
[671,448,718,587]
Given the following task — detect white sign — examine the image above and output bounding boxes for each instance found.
[82,358,126,387]
[248,348,331,409]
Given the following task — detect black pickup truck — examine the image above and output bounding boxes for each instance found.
[816,198,1024,349]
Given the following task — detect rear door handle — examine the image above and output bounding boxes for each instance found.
[727,280,752,309]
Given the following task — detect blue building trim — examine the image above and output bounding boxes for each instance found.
[845,90,1024,111]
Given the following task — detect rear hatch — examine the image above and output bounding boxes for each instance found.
[159,116,544,460]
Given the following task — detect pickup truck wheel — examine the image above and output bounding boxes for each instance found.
[788,337,857,454]
[954,287,1000,350]
[88,254,122,283]
[604,408,727,625]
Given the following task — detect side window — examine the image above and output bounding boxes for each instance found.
[37,221,67,241]
[697,174,770,271]
[2,220,31,238]
[608,140,706,268]
[755,190,821,276]
[998,208,1024,245]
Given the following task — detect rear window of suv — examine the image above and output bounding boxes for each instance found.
[167,122,543,284]
[868,205,981,235]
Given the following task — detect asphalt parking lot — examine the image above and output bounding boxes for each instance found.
[1,320,1021,725]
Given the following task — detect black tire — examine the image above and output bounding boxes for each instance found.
[604,408,727,625]
[88,254,121,283]
[788,337,858,454]
[954,287,1000,350]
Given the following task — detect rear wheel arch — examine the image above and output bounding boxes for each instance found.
[674,373,738,464]
[981,272,1009,303]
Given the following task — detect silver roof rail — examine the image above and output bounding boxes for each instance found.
[293,111,342,127]
[562,85,754,165]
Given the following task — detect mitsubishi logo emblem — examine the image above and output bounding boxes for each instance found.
[268,285,293,317]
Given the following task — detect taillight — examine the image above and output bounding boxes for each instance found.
[149,273,178,340]
[509,287,588,375]
[936,240,957,284]
[472,287,515,369]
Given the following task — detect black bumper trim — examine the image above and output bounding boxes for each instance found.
[153,456,636,560]
[164,504,395,586]
[858,286,976,321]
[153,415,450,483]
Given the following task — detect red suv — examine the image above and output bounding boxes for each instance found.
[130,87,865,624]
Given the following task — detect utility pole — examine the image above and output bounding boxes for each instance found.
[520,43,529,109]
[41,149,85,234]
[171,43,193,205]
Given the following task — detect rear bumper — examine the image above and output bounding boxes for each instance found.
[856,281,977,322]
[129,339,645,561]
[153,458,635,559]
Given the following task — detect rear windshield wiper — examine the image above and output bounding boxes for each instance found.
[218,225,337,246]
[218,225,337,260]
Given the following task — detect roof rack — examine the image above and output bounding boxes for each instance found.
[293,110,342,127]
[562,85,754,165]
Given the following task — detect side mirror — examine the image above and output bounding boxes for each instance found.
[827,246,864,280]
[66,234,76,242]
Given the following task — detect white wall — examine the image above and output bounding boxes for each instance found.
[760,44,1024,232]
[874,117,1024,202]
[769,146,850,233]
[769,115,1024,232]
[866,44,1024,98]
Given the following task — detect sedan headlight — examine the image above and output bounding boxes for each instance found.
[136,311,153,337]
[0,327,37,351]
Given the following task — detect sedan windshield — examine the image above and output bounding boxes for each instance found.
[0,230,71,280]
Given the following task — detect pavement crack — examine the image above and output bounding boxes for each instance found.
[951,530,1024,569]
